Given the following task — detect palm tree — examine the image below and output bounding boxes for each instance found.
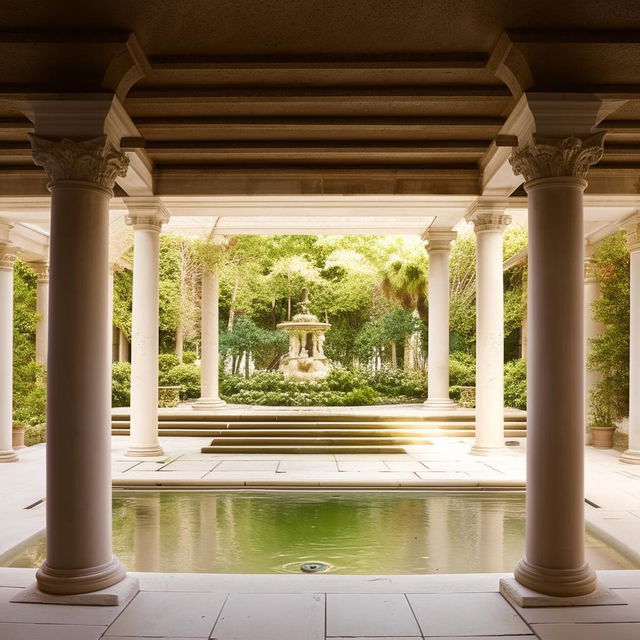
[380,254,428,368]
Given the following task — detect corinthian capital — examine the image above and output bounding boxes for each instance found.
[509,132,605,182]
[626,220,640,253]
[29,135,129,190]
[0,244,17,271]
[472,212,512,233]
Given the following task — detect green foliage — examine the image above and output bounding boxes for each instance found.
[182,350,197,364]
[220,317,287,372]
[588,232,630,420]
[325,365,367,392]
[13,365,46,426]
[504,358,527,410]
[160,363,201,399]
[112,268,132,338]
[158,353,180,375]
[369,367,426,397]
[12,260,41,424]
[449,352,476,386]
[219,367,423,406]
[449,385,476,408]
[24,423,46,447]
[112,362,131,407]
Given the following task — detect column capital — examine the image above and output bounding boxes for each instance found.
[29,135,129,190]
[124,198,170,231]
[624,215,640,253]
[471,212,512,233]
[30,260,50,282]
[509,131,605,183]
[423,229,457,252]
[0,244,17,271]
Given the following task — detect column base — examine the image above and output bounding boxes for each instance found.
[13,575,138,607]
[192,397,227,411]
[620,449,640,464]
[469,443,506,456]
[500,576,624,608]
[423,397,458,410]
[512,557,597,599]
[124,443,165,457]
[33,556,127,597]
[0,448,18,463]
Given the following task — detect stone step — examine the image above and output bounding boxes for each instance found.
[112,420,527,431]
[112,411,526,424]
[207,436,434,446]
[201,444,415,454]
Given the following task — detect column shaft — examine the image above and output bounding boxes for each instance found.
[517,177,596,596]
[424,231,457,409]
[622,234,640,463]
[194,269,225,409]
[471,213,510,455]
[126,211,165,457]
[0,249,17,462]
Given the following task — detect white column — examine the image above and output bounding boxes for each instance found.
[31,261,49,365]
[125,200,168,457]
[29,134,129,594]
[0,244,17,463]
[502,132,605,599]
[622,220,640,464]
[423,230,457,409]
[194,268,226,409]
[118,329,130,362]
[583,255,602,445]
[471,209,511,455]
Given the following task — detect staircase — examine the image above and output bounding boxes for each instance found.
[112,408,527,454]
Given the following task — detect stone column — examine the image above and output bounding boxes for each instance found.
[423,230,457,409]
[471,209,511,455]
[0,244,18,463]
[125,200,168,457]
[29,134,129,594]
[194,268,226,409]
[31,261,49,365]
[118,329,130,362]
[622,219,640,464]
[583,255,601,445]
[504,132,605,598]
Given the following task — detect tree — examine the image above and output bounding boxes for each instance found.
[588,231,630,420]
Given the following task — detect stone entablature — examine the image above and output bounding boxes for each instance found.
[626,220,640,253]
[509,132,605,182]
[29,135,129,190]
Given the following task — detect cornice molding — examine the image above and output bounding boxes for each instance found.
[29,135,129,190]
[124,197,169,231]
[509,132,605,182]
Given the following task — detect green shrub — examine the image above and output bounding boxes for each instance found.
[13,377,46,426]
[341,386,381,406]
[504,358,526,410]
[182,350,197,364]
[449,385,476,408]
[449,352,476,387]
[160,363,201,399]
[369,367,426,398]
[25,423,46,446]
[112,362,131,407]
[158,353,180,375]
[325,365,366,392]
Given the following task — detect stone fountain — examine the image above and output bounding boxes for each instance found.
[277,289,331,382]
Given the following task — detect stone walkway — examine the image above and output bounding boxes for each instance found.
[0,438,639,638]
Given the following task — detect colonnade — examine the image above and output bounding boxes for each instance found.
[0,96,637,606]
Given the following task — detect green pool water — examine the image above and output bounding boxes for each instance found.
[4,491,638,574]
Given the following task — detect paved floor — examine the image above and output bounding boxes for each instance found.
[1,437,639,639]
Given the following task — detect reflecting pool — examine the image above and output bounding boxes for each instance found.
[4,491,637,574]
